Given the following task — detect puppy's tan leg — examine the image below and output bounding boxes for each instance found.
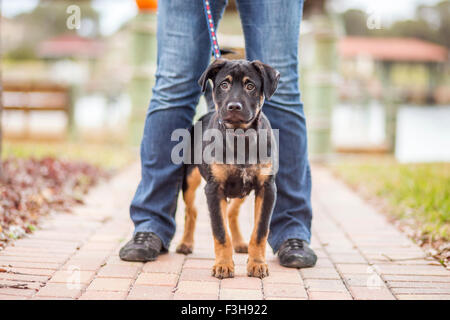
[204,180,234,279]
[176,167,201,254]
[247,181,276,278]
[227,197,248,253]
[211,198,234,278]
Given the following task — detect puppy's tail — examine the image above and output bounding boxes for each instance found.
[204,81,216,113]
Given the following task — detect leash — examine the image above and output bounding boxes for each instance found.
[202,0,221,59]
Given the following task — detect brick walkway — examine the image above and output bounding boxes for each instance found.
[0,162,449,300]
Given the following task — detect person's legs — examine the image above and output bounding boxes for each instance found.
[236,0,314,254]
[128,0,228,252]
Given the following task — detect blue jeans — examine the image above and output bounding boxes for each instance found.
[130,0,312,253]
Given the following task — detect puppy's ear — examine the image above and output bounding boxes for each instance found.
[198,59,228,92]
[251,60,280,100]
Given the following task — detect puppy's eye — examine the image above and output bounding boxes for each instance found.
[220,82,230,90]
[245,83,255,91]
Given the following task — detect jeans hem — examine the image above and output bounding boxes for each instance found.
[134,221,172,251]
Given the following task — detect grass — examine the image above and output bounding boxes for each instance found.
[331,156,450,242]
[2,141,137,171]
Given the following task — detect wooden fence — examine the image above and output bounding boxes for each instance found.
[2,81,72,140]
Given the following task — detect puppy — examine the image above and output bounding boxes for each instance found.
[176,59,280,279]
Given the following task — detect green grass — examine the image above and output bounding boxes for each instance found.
[331,157,450,242]
[2,141,137,170]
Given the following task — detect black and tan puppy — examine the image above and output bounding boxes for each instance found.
[176,59,280,279]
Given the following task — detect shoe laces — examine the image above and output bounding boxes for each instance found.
[134,232,157,245]
[285,238,304,250]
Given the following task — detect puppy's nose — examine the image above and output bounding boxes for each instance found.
[226,102,243,112]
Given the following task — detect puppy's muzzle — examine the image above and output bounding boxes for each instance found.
[226,102,243,112]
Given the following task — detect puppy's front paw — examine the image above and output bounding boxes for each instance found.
[176,243,193,255]
[247,261,269,278]
[211,262,234,279]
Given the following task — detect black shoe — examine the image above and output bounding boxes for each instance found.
[119,232,162,262]
[278,239,317,268]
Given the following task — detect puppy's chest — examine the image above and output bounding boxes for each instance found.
[213,164,260,198]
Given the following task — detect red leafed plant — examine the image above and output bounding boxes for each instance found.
[0,157,108,248]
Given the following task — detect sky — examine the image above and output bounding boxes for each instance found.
[1,0,446,35]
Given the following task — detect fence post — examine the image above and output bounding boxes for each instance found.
[302,14,338,161]
[129,6,157,144]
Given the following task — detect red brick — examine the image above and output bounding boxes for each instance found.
[300,267,341,279]
[105,256,143,267]
[0,280,42,290]
[135,273,178,286]
[183,259,213,270]
[87,278,132,291]
[6,267,55,276]
[265,296,306,300]
[388,281,450,289]
[344,274,384,287]
[377,264,449,276]
[263,271,303,284]
[35,283,83,299]
[97,265,140,278]
[304,279,348,292]
[62,260,103,272]
[79,291,127,300]
[31,296,71,300]
[263,283,307,299]
[0,273,49,283]
[221,276,261,290]
[383,275,450,282]
[349,286,395,300]
[396,294,450,300]
[177,280,219,295]
[336,264,371,274]
[0,261,60,270]
[180,268,220,282]
[142,260,183,274]
[266,260,301,273]
[0,287,36,297]
[0,294,28,300]
[220,288,262,300]
[309,291,352,300]
[329,253,366,264]
[391,287,450,295]
[128,285,174,300]
[52,270,94,285]
[0,256,66,264]
[173,292,218,300]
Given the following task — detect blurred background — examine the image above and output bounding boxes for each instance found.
[0,1,449,254]
[1,0,449,158]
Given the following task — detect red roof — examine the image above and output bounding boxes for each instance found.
[38,34,104,58]
[339,37,448,62]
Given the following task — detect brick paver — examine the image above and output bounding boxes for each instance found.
[0,163,448,300]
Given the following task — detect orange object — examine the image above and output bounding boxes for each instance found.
[135,0,157,11]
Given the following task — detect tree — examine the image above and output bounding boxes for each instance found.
[341,9,370,36]
[6,0,100,59]
[340,1,450,48]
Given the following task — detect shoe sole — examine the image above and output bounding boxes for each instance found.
[119,249,159,262]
